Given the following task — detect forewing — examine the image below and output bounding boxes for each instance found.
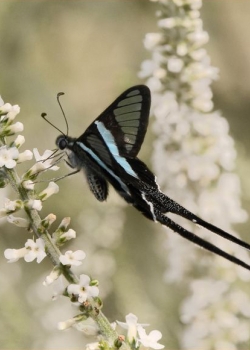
[78,85,151,158]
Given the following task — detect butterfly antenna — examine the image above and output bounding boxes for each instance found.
[41,113,66,135]
[57,92,69,136]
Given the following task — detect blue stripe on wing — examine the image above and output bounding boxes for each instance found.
[95,120,138,178]
[76,141,131,195]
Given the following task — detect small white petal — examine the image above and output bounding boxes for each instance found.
[5,105,20,122]
[58,318,77,330]
[18,150,33,163]
[144,33,163,50]
[158,17,176,28]
[22,180,35,190]
[138,326,164,349]
[60,228,76,241]
[33,148,59,171]
[0,146,19,169]
[0,96,4,107]
[59,250,85,266]
[4,247,27,263]
[7,122,24,134]
[39,182,59,200]
[79,274,91,286]
[67,283,81,295]
[0,103,12,113]
[24,238,46,263]
[167,57,184,73]
[26,199,42,211]
[43,267,61,286]
[85,342,100,350]
[7,215,29,227]
[14,135,25,148]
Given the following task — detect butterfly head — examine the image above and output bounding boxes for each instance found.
[56,135,71,150]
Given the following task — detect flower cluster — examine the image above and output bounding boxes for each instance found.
[0,96,89,270]
[0,94,107,347]
[59,312,164,350]
[117,313,164,349]
[4,238,46,263]
[0,96,66,264]
[139,0,217,113]
[139,0,250,349]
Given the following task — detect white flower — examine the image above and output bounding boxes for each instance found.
[158,17,176,28]
[117,313,149,342]
[58,315,84,331]
[17,150,33,163]
[22,180,35,190]
[5,121,24,134]
[58,217,71,230]
[60,228,76,241]
[167,57,184,73]
[187,30,209,46]
[139,60,158,79]
[33,148,60,171]
[4,247,27,263]
[58,318,78,330]
[144,33,163,50]
[137,326,164,349]
[25,162,47,177]
[14,135,25,148]
[59,250,86,266]
[191,96,213,112]
[43,267,61,286]
[7,215,29,227]
[85,342,100,350]
[0,146,19,169]
[5,238,46,264]
[67,274,99,303]
[25,199,42,211]
[0,103,12,114]
[39,182,59,201]
[0,198,22,217]
[41,213,57,228]
[177,42,188,56]
[5,198,22,211]
[6,105,20,122]
[24,238,46,263]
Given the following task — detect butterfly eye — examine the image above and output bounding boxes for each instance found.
[57,137,68,150]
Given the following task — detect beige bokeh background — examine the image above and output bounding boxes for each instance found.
[0,1,250,349]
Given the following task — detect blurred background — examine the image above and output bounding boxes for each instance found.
[0,1,250,349]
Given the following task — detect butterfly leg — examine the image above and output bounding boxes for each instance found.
[49,169,81,183]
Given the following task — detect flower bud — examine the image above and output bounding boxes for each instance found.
[39,182,59,201]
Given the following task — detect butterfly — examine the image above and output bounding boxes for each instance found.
[43,85,250,271]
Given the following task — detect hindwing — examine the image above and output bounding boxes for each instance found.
[85,169,108,202]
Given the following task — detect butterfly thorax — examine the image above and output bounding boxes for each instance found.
[56,134,106,175]
[56,134,81,169]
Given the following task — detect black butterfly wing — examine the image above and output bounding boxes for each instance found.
[78,85,151,159]
[74,85,153,199]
